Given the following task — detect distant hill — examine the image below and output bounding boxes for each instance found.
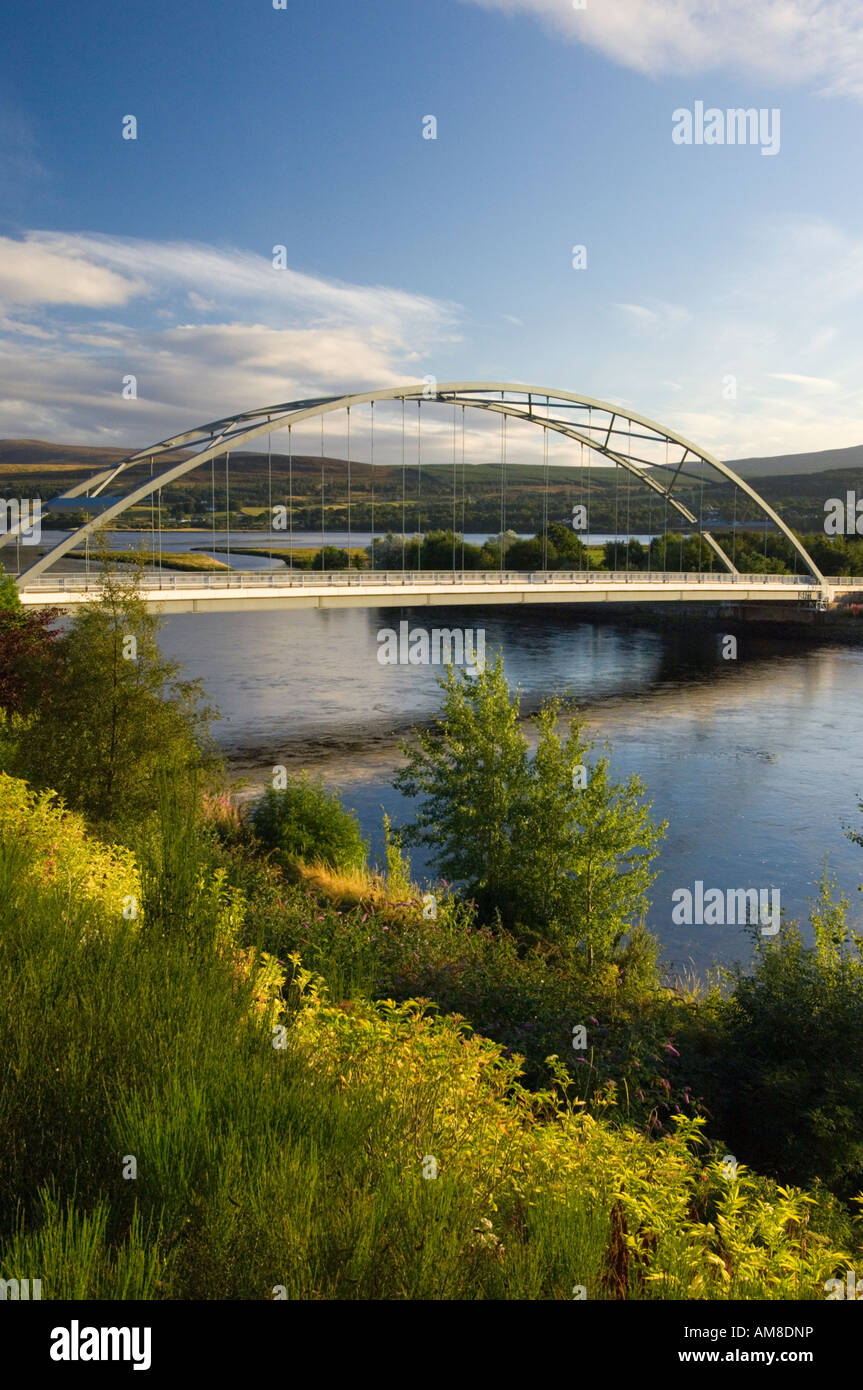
[2,436,862,535]
[3,436,862,482]
[730,443,863,479]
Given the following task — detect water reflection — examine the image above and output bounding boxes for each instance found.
[153,605,863,973]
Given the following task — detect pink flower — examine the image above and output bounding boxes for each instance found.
[663,1043,680,1057]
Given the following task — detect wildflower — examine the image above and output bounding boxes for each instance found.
[468,1218,505,1259]
[663,1042,680,1057]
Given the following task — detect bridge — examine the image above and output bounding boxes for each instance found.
[2,381,842,609]
[18,570,862,615]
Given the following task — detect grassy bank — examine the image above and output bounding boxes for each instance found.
[0,773,859,1299]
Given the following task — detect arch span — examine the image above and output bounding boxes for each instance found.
[6,383,824,587]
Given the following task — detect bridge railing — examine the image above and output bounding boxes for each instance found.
[17,568,831,592]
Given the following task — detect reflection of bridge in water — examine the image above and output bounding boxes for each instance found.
[17,569,863,615]
[4,381,857,610]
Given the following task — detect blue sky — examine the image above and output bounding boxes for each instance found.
[1,0,863,459]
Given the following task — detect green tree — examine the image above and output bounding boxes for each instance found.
[0,571,61,718]
[505,536,544,570]
[310,545,351,570]
[394,657,529,919]
[517,701,665,961]
[394,659,665,958]
[603,537,647,570]
[12,559,214,835]
[545,522,588,569]
[686,866,863,1196]
[251,774,368,873]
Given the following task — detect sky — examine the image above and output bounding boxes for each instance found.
[1,0,863,460]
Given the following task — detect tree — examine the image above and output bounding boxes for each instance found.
[505,536,544,570]
[394,657,529,918]
[310,545,351,570]
[603,537,646,571]
[517,701,665,961]
[689,867,863,1196]
[251,774,367,872]
[394,659,665,959]
[0,571,61,718]
[546,522,588,569]
[12,559,215,835]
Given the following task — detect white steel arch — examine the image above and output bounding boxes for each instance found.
[6,382,824,586]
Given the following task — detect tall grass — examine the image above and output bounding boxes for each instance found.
[0,775,859,1299]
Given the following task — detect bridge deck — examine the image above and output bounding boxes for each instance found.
[16,569,858,613]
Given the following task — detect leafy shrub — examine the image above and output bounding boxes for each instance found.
[681,871,863,1198]
[0,771,138,918]
[235,838,702,1136]
[251,775,368,874]
[1,794,859,1299]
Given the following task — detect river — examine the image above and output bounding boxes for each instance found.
[152,599,863,978]
[28,529,863,974]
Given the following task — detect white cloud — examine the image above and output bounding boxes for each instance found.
[616,302,657,321]
[614,300,691,333]
[769,371,838,390]
[187,291,215,312]
[0,236,142,307]
[0,232,462,445]
[24,232,459,350]
[462,0,863,100]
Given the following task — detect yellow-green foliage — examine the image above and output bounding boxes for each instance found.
[1,778,858,1300]
[0,772,139,919]
[283,957,858,1298]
